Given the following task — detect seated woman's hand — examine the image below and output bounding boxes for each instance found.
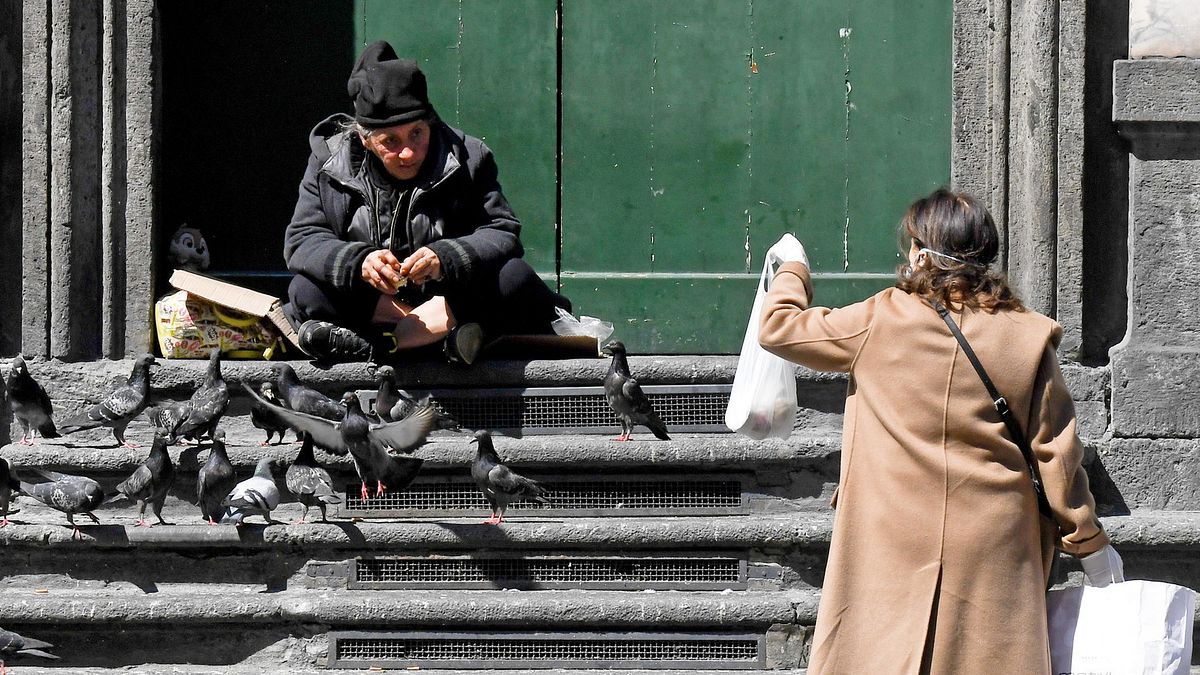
[362,249,406,294]
[399,246,443,285]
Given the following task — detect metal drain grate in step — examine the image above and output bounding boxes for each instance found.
[362,384,733,435]
[328,631,766,670]
[350,553,748,590]
[337,472,750,518]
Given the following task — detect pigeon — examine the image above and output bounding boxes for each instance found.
[0,627,58,671]
[196,428,237,525]
[0,458,17,527]
[250,382,292,446]
[5,354,59,444]
[173,349,229,442]
[59,353,158,447]
[220,456,280,526]
[17,468,105,539]
[145,399,192,443]
[285,434,341,523]
[272,363,344,422]
[600,340,670,441]
[373,366,459,429]
[115,428,175,527]
[470,430,549,524]
[243,385,436,500]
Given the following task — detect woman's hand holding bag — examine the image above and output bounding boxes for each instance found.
[1081,544,1126,587]
[725,234,806,440]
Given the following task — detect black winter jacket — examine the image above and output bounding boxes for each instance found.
[284,114,523,293]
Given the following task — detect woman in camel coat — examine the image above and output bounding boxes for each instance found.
[759,189,1123,674]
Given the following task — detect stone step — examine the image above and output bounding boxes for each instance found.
[0,589,811,670]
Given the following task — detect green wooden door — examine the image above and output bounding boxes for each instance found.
[359,0,950,353]
[355,0,559,274]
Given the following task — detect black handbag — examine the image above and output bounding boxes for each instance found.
[931,300,1054,520]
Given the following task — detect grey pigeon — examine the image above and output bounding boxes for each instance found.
[59,353,158,447]
[115,428,175,527]
[196,428,237,525]
[601,340,670,441]
[374,366,459,429]
[470,430,549,524]
[285,434,341,523]
[18,468,105,538]
[244,385,433,500]
[145,399,192,443]
[220,456,280,525]
[0,627,58,669]
[272,363,344,422]
[174,349,229,442]
[0,458,17,527]
[6,354,59,444]
[250,382,292,445]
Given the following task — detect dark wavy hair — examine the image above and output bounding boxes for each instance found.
[895,188,1025,313]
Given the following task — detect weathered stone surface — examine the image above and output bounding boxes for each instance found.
[1109,152,1200,437]
[1091,438,1200,510]
[1114,59,1200,123]
[1130,0,1200,59]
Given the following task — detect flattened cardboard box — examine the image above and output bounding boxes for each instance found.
[169,269,301,349]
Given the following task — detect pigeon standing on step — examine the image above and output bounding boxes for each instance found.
[373,368,459,429]
[470,430,549,524]
[115,428,175,527]
[6,355,60,445]
[0,626,58,671]
[145,399,192,444]
[197,428,237,525]
[220,456,281,526]
[173,349,229,443]
[272,363,344,422]
[17,468,105,539]
[285,434,341,523]
[250,382,292,446]
[601,341,670,441]
[59,353,158,448]
[244,385,435,500]
[0,458,16,527]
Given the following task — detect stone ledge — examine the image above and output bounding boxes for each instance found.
[0,429,844,472]
[0,513,836,550]
[0,510,1196,552]
[1114,59,1200,123]
[0,588,806,627]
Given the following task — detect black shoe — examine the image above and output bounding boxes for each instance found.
[297,320,373,363]
[444,322,483,365]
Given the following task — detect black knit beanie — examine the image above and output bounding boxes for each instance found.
[347,40,434,128]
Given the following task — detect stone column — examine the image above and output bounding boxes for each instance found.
[1111,55,1200,436]
[19,0,155,360]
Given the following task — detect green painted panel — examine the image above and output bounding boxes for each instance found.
[562,1,950,352]
[561,274,895,354]
[355,0,558,272]
[844,0,952,272]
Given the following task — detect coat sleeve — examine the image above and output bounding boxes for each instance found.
[283,151,376,293]
[758,262,876,373]
[426,141,524,286]
[1026,329,1110,556]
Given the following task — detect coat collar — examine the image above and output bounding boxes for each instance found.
[313,113,462,196]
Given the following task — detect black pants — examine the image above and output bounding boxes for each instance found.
[284,257,571,340]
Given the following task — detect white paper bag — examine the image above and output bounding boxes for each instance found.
[1047,580,1196,675]
[724,254,797,440]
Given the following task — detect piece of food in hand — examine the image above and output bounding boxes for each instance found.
[390,274,408,291]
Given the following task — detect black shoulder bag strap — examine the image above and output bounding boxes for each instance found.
[931,300,1054,520]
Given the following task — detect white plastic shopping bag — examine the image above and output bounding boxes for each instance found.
[725,248,798,440]
[1047,580,1196,675]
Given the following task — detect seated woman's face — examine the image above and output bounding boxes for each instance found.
[363,119,431,180]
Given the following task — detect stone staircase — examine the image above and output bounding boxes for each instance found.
[0,355,1196,672]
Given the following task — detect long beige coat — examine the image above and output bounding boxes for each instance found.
[759,262,1108,674]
